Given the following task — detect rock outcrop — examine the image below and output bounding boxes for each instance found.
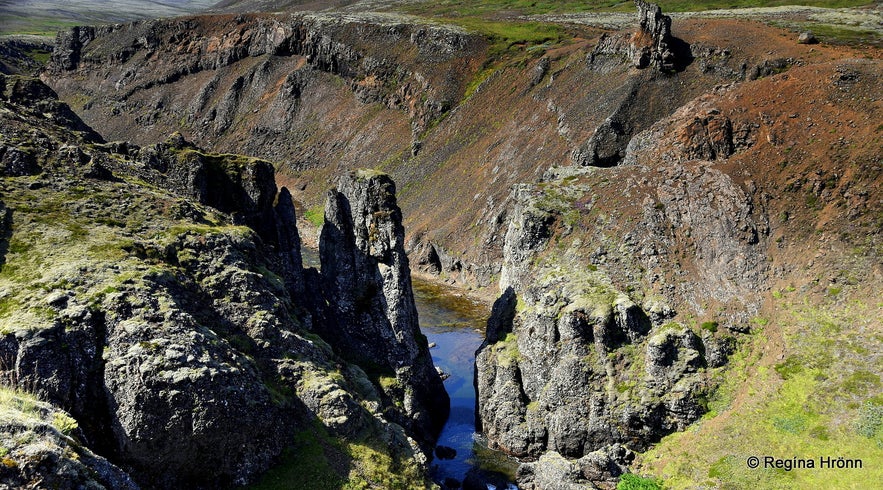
[0,388,139,490]
[475,182,713,464]
[592,1,680,71]
[0,37,53,76]
[517,445,634,490]
[0,75,443,488]
[318,170,449,447]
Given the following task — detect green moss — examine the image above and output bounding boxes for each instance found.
[774,356,804,380]
[494,331,521,367]
[842,370,881,396]
[0,297,21,319]
[344,442,427,490]
[700,321,719,333]
[463,66,498,100]
[304,205,325,228]
[378,375,401,392]
[617,473,663,490]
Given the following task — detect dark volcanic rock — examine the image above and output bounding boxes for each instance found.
[0,77,438,488]
[435,445,457,460]
[474,180,713,460]
[0,390,139,490]
[1,146,41,176]
[592,1,681,71]
[318,170,449,447]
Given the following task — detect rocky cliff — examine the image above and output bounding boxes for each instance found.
[46,13,484,152]
[0,73,446,488]
[16,1,883,487]
[40,3,797,291]
[475,171,726,462]
[318,170,449,447]
[474,51,881,486]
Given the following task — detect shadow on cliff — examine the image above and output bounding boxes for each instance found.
[483,287,517,344]
[668,36,694,73]
[473,286,517,435]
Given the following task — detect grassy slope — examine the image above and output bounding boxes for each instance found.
[637,294,882,489]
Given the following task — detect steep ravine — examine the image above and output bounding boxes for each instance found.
[5,1,881,488]
[39,3,823,293]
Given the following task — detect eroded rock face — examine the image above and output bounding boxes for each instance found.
[592,1,680,71]
[47,14,483,142]
[475,181,714,465]
[0,76,440,488]
[318,170,449,447]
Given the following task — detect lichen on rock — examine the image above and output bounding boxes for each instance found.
[318,170,449,449]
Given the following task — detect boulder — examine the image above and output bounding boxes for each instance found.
[797,32,818,45]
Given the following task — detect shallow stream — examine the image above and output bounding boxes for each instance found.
[412,280,519,489]
[301,248,518,488]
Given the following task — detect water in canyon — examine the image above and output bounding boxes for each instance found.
[412,280,519,489]
[301,247,517,488]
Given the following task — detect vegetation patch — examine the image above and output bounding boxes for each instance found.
[304,205,325,228]
[248,427,345,490]
[636,298,883,488]
[618,473,663,490]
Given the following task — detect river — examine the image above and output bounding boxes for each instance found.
[412,280,518,489]
[301,248,518,488]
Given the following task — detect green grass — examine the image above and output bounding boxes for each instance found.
[0,16,80,37]
[793,23,883,46]
[248,428,345,490]
[618,473,663,490]
[636,298,883,489]
[23,48,52,65]
[304,205,324,228]
[248,423,429,490]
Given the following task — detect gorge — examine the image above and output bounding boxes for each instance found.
[1,0,881,489]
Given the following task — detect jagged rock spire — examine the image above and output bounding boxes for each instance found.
[591,0,679,71]
[318,169,449,446]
